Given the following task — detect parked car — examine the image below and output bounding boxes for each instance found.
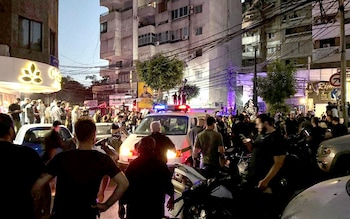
[282,175,350,219]
[118,111,206,168]
[14,124,73,156]
[317,134,350,176]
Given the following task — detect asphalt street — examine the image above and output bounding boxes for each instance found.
[99,182,174,219]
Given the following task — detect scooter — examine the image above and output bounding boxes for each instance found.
[169,148,241,219]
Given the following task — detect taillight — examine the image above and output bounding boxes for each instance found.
[131,149,139,156]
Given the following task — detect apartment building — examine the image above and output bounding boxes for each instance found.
[97,0,242,108]
[0,0,60,105]
[241,0,313,69]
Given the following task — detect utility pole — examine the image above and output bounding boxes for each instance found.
[340,0,348,126]
[253,47,258,112]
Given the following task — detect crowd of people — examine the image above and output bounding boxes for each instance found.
[3,96,350,218]
[7,98,147,136]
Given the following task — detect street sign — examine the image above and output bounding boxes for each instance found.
[329,73,341,87]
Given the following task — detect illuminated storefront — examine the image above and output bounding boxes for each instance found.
[0,56,61,109]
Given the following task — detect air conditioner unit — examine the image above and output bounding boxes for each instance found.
[189,5,194,14]
[182,35,189,40]
[155,41,160,46]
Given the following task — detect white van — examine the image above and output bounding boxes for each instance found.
[118,111,206,168]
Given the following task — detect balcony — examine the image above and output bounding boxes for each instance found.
[312,46,340,63]
[138,3,156,17]
[100,68,116,77]
[100,0,132,12]
[100,0,122,10]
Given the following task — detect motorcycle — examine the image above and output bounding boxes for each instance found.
[169,148,241,219]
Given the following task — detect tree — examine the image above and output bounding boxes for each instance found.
[257,60,297,114]
[136,53,184,100]
[30,76,92,105]
[178,84,200,103]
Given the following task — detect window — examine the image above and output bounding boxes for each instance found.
[19,17,42,51]
[195,49,202,57]
[195,5,202,14]
[100,22,107,33]
[285,25,311,36]
[156,31,169,43]
[171,6,189,20]
[195,27,203,35]
[118,72,130,83]
[138,33,156,46]
[116,61,123,68]
[267,47,276,53]
[268,32,275,39]
[320,38,335,48]
[195,70,203,79]
[158,0,167,13]
[169,27,188,42]
[134,115,188,135]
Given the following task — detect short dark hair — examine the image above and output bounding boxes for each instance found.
[238,114,245,122]
[74,117,96,142]
[111,123,119,130]
[53,120,62,127]
[332,116,340,123]
[257,113,275,126]
[0,113,13,138]
[137,136,155,155]
[206,116,216,126]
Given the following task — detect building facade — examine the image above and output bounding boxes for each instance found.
[96,0,242,108]
[240,0,350,115]
[0,0,60,108]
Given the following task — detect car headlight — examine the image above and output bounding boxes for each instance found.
[120,147,133,157]
[318,146,333,157]
[167,149,182,159]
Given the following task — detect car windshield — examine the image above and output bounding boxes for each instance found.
[135,115,188,135]
[23,126,72,144]
[96,124,112,135]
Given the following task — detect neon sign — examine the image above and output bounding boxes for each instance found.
[19,62,43,84]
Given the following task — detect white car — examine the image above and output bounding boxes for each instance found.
[282,175,350,219]
[14,124,73,156]
[118,111,206,168]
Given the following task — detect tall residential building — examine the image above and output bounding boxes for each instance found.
[312,0,350,69]
[0,0,60,105]
[240,0,313,112]
[96,0,242,108]
[242,0,313,70]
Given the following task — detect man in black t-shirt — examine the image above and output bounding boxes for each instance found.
[8,98,22,133]
[123,136,174,219]
[32,117,129,219]
[331,116,348,138]
[243,114,286,219]
[0,113,49,219]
